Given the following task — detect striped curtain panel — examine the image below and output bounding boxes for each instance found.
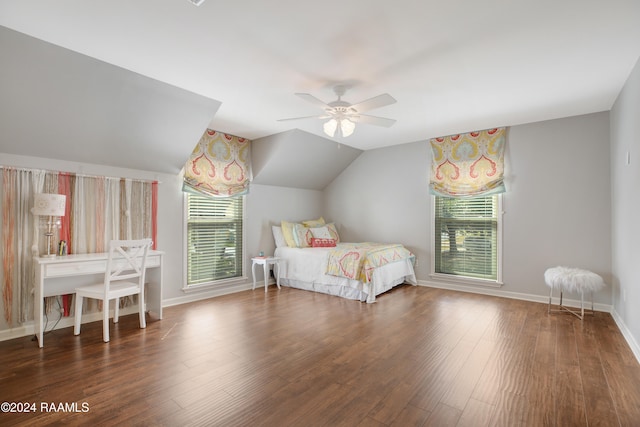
[429,128,507,198]
[0,167,158,325]
[182,129,252,198]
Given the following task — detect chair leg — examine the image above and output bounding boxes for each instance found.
[103,300,110,342]
[74,295,83,335]
[114,297,119,323]
[139,295,146,329]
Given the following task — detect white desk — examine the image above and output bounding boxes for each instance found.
[34,250,164,347]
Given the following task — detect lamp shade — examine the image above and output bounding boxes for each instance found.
[32,193,66,216]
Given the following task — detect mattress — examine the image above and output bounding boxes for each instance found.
[274,244,417,303]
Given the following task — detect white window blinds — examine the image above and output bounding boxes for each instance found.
[186,194,243,286]
[433,195,499,281]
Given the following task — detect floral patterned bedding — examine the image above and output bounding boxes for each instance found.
[325,242,415,283]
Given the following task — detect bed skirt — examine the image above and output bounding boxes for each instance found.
[278,256,417,303]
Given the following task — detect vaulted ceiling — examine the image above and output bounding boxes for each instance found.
[1,1,639,171]
[0,26,220,174]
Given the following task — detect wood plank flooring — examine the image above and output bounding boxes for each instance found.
[1,285,640,426]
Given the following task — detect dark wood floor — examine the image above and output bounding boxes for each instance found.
[1,285,640,426]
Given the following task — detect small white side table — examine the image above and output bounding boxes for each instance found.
[251,256,282,292]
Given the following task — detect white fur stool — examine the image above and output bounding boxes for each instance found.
[544,266,605,320]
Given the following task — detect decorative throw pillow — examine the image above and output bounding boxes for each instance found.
[293,223,313,247]
[302,217,325,228]
[272,226,287,248]
[311,238,337,247]
[310,226,332,239]
[324,223,340,243]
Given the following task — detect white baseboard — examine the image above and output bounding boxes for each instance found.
[0,324,34,343]
[610,309,640,364]
[0,305,139,343]
[164,281,254,307]
[0,280,261,343]
[417,279,612,313]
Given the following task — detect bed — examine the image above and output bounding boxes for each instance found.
[272,221,417,303]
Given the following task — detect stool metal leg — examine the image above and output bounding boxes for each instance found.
[549,288,587,320]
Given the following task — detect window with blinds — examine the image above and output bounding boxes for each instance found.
[433,195,501,281]
[186,194,244,286]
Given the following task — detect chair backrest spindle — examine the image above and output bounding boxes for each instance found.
[104,239,152,296]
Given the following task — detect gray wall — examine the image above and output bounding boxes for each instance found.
[610,57,640,347]
[324,112,612,304]
[246,183,324,262]
[321,140,431,278]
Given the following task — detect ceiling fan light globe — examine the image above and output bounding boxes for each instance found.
[323,119,338,137]
[341,119,355,137]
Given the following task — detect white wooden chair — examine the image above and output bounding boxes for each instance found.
[74,238,152,342]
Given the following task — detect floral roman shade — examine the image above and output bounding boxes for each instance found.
[429,127,506,198]
[182,130,252,198]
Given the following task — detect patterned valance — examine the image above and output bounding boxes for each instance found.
[429,127,506,198]
[182,130,252,198]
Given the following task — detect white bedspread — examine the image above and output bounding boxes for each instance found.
[274,244,417,303]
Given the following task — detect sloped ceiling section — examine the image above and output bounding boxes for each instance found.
[252,129,362,191]
[0,26,221,174]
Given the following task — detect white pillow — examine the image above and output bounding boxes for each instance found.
[272,226,287,248]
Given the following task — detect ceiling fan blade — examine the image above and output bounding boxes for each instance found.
[277,114,331,122]
[350,114,396,127]
[295,93,331,108]
[350,93,396,113]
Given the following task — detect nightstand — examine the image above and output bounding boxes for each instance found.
[251,256,282,292]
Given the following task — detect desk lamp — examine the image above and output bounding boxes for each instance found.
[32,193,66,258]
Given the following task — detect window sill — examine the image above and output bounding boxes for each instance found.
[182,276,249,293]
[429,273,503,288]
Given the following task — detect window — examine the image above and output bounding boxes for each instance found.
[432,194,502,283]
[185,193,244,287]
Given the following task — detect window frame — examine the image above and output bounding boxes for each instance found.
[430,193,504,287]
[182,193,247,292]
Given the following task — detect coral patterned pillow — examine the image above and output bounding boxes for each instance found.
[311,238,337,247]
[324,223,340,243]
[293,223,314,247]
[310,226,332,239]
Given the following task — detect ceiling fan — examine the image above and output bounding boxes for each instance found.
[278,85,397,138]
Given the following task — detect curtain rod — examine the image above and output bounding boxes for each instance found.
[0,165,161,184]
